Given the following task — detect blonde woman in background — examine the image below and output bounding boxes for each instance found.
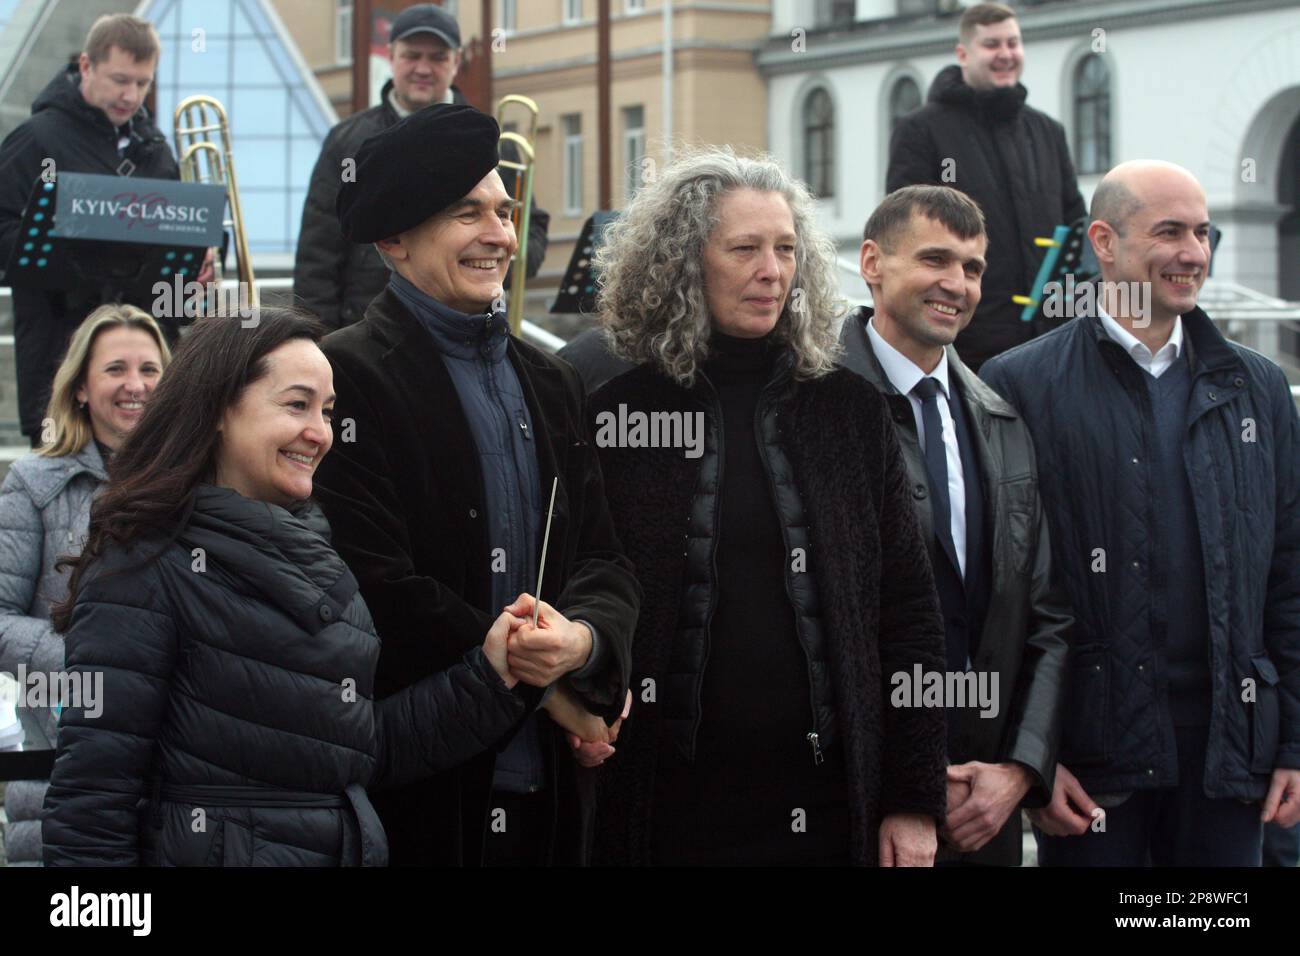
[0,304,169,865]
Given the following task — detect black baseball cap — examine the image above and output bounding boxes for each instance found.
[389,4,461,48]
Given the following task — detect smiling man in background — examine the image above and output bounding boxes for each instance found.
[295,3,549,330]
[887,1,1085,371]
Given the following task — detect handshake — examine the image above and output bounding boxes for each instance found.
[482,592,631,769]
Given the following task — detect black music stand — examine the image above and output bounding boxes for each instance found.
[551,211,618,315]
[1,177,211,302]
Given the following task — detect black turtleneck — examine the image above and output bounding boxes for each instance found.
[651,331,850,866]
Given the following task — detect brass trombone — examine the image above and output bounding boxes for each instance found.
[497,94,538,335]
[174,95,257,306]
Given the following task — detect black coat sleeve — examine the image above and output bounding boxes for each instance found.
[872,401,949,821]
[548,367,641,722]
[42,558,180,866]
[372,646,527,788]
[886,113,939,193]
[293,129,350,330]
[0,122,42,269]
[1001,462,1072,807]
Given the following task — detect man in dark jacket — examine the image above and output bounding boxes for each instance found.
[982,160,1300,865]
[839,185,1071,866]
[0,14,184,447]
[313,104,639,866]
[887,2,1085,371]
[294,4,549,331]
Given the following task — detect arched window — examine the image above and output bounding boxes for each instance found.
[1073,54,1111,175]
[803,87,835,199]
[889,76,922,133]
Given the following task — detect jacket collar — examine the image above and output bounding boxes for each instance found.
[181,485,355,634]
[18,440,108,508]
[387,272,509,363]
[1082,299,1243,379]
[839,306,1017,419]
[928,64,1027,122]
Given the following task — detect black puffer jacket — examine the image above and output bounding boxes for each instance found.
[293,83,550,330]
[0,64,179,438]
[42,485,525,866]
[887,65,1086,369]
[981,308,1300,798]
[591,354,949,865]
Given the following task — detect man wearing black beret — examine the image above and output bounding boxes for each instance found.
[313,103,640,867]
[293,3,550,330]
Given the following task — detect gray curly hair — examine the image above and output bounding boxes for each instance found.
[596,146,846,386]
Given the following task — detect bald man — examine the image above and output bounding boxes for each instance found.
[981,161,1300,866]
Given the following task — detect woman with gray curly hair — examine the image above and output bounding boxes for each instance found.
[587,147,950,866]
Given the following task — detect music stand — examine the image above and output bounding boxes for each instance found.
[551,211,619,315]
[1,175,221,304]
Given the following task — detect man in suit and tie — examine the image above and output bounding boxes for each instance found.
[839,185,1073,864]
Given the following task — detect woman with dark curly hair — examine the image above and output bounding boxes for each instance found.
[590,147,950,866]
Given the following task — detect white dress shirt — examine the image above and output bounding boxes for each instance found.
[1098,306,1184,378]
[866,318,967,579]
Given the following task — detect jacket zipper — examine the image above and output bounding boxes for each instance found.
[688,375,724,761]
[752,372,824,767]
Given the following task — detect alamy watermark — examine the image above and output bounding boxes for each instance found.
[890,664,999,719]
[1042,275,1153,328]
[151,273,259,327]
[594,404,705,459]
[0,665,103,718]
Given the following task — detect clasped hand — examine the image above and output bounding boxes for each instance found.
[480,593,629,768]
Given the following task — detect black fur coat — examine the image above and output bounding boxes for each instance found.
[591,360,949,865]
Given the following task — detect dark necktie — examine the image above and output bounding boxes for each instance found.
[913,377,959,576]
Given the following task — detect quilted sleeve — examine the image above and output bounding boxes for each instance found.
[0,468,63,676]
[42,554,180,866]
[371,646,526,788]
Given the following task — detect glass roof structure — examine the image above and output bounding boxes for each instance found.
[140,0,336,255]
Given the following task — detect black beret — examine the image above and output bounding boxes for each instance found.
[336,103,500,244]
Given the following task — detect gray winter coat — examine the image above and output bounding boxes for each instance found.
[0,442,106,865]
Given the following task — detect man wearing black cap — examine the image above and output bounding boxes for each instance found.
[294,3,550,330]
[313,103,639,867]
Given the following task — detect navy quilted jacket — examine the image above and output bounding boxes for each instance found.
[981,308,1300,799]
[42,485,525,866]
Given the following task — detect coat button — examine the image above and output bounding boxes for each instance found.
[1208,391,1217,401]
[1234,377,1244,388]
[1131,457,1139,465]
[319,604,334,623]
[912,483,927,500]
[469,508,478,519]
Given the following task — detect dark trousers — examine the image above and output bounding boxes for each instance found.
[1035,726,1262,867]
